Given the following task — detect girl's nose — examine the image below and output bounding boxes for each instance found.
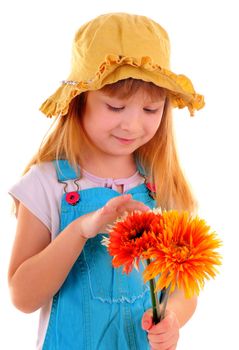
[119,110,141,131]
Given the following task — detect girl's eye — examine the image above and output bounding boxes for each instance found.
[143,108,159,114]
[107,104,125,112]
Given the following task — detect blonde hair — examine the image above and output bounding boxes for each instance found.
[25,79,197,212]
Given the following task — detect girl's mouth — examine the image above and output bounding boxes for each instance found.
[113,136,136,144]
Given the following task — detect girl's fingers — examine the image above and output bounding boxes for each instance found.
[102,195,149,216]
[102,194,132,214]
[79,195,150,239]
[142,309,179,350]
[148,332,179,349]
[150,345,177,350]
[141,309,153,331]
[148,311,179,335]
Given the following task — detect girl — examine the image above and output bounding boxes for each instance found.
[8,13,204,350]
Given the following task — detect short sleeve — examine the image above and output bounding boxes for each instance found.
[9,163,62,237]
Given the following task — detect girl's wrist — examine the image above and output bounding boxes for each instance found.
[68,219,89,242]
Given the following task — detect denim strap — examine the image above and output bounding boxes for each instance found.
[53,159,80,181]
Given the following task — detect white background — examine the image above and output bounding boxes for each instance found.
[0,0,238,349]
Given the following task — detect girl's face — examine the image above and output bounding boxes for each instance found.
[82,88,166,159]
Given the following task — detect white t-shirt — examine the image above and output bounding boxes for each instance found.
[9,161,145,349]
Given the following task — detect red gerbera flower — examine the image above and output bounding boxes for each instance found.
[104,210,163,273]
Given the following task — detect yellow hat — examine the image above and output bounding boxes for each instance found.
[40,13,205,118]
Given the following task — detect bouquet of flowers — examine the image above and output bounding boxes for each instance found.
[102,209,222,324]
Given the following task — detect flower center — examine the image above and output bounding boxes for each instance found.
[172,243,191,263]
[130,229,145,240]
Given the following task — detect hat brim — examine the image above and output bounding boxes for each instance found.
[40,55,204,118]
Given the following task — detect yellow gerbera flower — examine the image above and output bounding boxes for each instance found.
[143,211,222,298]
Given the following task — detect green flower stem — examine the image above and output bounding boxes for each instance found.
[159,285,171,322]
[147,259,161,324]
[146,259,171,324]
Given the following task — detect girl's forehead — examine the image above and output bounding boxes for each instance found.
[100,89,166,103]
[98,81,167,103]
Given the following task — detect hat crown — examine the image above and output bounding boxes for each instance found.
[70,13,170,80]
[40,13,204,118]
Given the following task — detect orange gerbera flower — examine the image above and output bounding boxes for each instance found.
[143,211,222,298]
[105,210,163,273]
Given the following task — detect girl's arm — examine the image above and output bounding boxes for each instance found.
[166,288,197,327]
[8,194,149,313]
[142,289,197,350]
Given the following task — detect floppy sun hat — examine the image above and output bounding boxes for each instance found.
[40,12,205,118]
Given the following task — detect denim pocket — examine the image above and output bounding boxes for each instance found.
[83,234,149,303]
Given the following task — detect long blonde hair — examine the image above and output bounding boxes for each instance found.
[25,79,197,212]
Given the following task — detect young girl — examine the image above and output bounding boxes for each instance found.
[8,13,204,350]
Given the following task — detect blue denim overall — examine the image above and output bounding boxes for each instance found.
[42,160,157,350]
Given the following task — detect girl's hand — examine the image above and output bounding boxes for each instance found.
[142,309,180,350]
[73,194,149,239]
